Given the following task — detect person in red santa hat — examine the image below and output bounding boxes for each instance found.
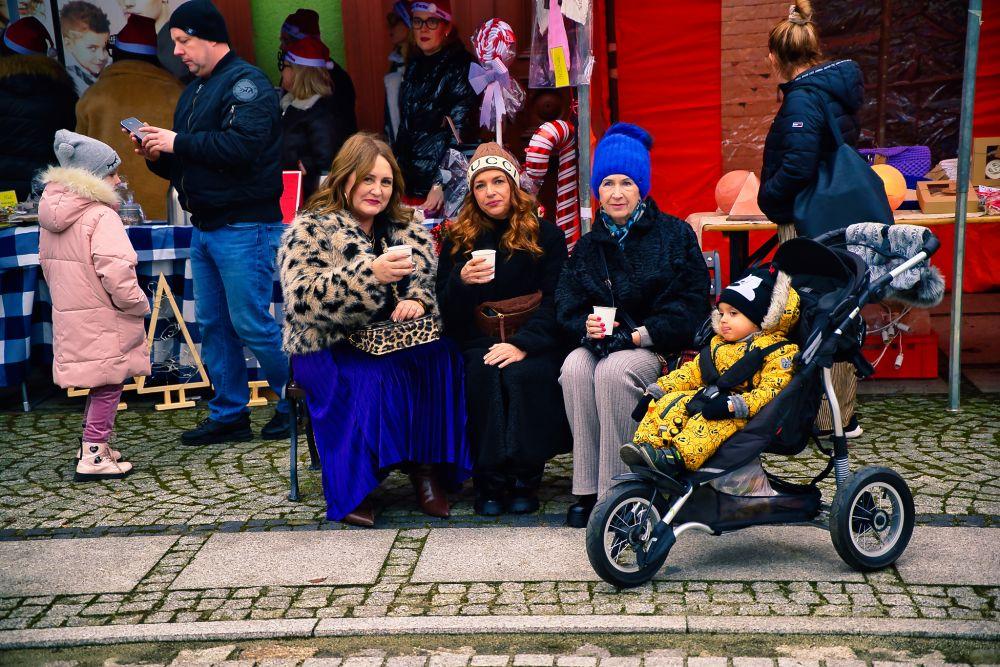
[0,16,77,200]
[390,0,477,213]
[279,35,353,200]
[278,8,357,148]
[76,13,183,220]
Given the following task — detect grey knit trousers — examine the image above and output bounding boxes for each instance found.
[777,223,858,428]
[559,346,662,498]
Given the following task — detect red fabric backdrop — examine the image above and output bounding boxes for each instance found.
[603,1,722,218]
[588,1,999,291]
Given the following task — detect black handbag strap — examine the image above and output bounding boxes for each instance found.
[596,244,615,308]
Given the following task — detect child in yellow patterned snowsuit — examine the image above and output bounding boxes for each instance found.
[622,267,800,473]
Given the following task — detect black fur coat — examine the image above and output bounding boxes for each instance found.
[555,198,710,354]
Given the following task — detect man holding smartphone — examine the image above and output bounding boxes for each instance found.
[135,0,290,445]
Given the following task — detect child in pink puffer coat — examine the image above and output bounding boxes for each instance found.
[38,130,151,481]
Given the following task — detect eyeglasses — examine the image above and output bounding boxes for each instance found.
[411,17,443,30]
[277,49,287,71]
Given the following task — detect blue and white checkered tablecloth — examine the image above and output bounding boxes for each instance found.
[0,224,283,388]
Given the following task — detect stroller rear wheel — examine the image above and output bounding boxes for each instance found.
[830,466,914,571]
[585,481,669,588]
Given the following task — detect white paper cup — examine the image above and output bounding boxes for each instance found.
[471,249,496,280]
[385,244,412,258]
[592,306,617,330]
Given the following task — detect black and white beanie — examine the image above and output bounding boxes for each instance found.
[717,266,791,330]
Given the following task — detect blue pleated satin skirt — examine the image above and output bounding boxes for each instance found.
[292,338,472,521]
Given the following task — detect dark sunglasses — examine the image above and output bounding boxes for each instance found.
[277,49,287,71]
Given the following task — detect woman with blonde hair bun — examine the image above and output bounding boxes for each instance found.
[757,0,865,437]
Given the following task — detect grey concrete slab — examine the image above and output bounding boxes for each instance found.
[412,528,595,582]
[896,527,1000,586]
[685,616,999,640]
[655,525,864,582]
[411,526,862,583]
[0,619,318,649]
[170,530,396,589]
[0,535,177,596]
[315,615,687,636]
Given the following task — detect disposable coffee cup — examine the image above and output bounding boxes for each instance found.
[471,249,496,280]
[385,244,412,258]
[592,306,617,330]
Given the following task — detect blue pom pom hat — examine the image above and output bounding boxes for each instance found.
[590,122,653,199]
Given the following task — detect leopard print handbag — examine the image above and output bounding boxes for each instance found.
[348,314,441,356]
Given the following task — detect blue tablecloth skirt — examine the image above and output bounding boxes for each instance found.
[292,338,472,521]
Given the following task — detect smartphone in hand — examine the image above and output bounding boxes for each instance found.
[120,117,146,140]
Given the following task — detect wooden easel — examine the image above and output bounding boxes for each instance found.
[134,274,210,410]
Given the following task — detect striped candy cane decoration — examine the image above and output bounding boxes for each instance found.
[524,120,580,250]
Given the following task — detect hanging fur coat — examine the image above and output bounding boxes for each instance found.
[633,274,801,471]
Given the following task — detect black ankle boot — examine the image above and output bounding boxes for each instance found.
[506,477,540,515]
[473,474,505,516]
[566,493,597,528]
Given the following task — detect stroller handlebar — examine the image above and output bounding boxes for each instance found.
[923,235,941,257]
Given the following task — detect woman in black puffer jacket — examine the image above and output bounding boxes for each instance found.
[556,123,710,528]
[0,21,77,200]
[758,0,864,439]
[389,1,477,212]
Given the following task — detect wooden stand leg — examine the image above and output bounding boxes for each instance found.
[155,387,196,411]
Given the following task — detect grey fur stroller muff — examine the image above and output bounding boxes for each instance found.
[585,224,943,588]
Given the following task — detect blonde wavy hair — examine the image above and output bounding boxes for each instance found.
[447,172,542,258]
[304,133,413,224]
[288,63,333,100]
[768,0,822,81]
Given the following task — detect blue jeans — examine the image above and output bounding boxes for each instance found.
[191,222,289,423]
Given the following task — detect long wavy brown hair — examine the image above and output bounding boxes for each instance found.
[447,172,542,258]
[304,132,413,224]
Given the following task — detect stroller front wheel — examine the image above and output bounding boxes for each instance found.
[830,466,915,572]
[585,481,669,588]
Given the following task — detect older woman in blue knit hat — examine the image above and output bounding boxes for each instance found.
[555,122,710,527]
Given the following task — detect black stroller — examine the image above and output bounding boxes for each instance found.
[585,224,942,588]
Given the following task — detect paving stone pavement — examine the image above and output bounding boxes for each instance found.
[0,394,997,640]
[14,643,1000,666]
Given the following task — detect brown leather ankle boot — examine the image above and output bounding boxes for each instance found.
[410,465,450,518]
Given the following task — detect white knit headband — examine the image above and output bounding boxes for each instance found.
[468,155,519,185]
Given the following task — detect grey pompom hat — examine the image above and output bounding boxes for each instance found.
[53,129,121,178]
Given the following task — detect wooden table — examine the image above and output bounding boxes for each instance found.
[688,212,1000,279]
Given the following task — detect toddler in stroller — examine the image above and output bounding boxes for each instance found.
[621,265,799,474]
[585,223,943,588]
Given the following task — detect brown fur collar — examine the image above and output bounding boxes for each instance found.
[0,54,71,84]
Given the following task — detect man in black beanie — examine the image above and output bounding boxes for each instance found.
[134,0,291,445]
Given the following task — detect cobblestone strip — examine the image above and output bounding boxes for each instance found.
[28,645,992,667]
[2,577,996,632]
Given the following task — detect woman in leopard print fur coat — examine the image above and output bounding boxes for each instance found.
[279,133,471,527]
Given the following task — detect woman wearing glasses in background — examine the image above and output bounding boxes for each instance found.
[388,0,477,215]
